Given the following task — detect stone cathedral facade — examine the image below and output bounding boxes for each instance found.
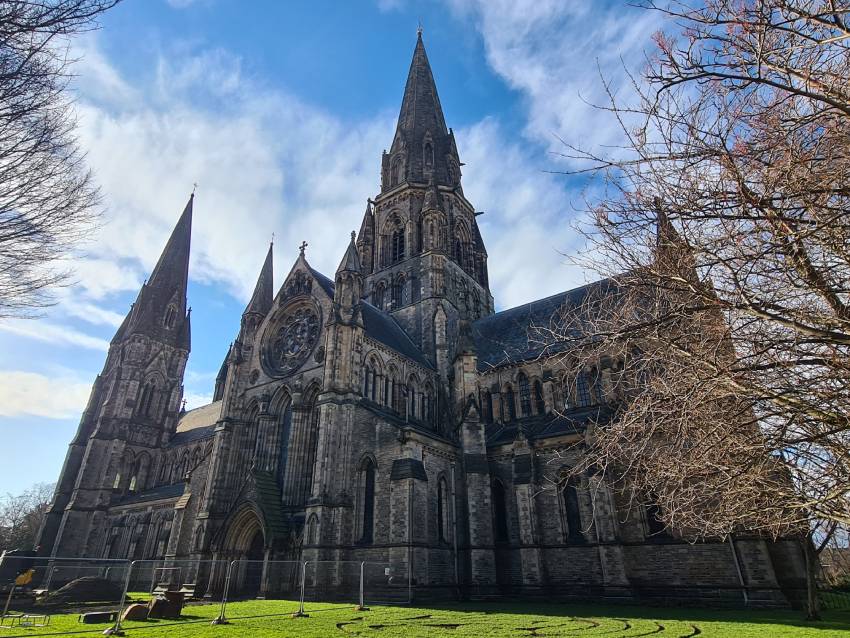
[37,35,805,605]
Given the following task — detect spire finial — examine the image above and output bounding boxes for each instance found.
[271,232,275,246]
[417,20,423,37]
[192,182,198,195]
[299,240,308,255]
[351,230,356,241]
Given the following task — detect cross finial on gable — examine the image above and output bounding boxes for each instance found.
[299,240,308,255]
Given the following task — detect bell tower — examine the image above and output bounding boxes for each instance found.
[355,32,493,367]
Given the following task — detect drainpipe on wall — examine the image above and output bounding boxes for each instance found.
[728,534,749,605]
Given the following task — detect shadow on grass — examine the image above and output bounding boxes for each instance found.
[415,601,850,633]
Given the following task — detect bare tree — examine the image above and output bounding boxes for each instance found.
[0,482,55,551]
[539,0,850,618]
[0,0,119,318]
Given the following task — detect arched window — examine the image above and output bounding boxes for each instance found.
[370,369,378,402]
[424,142,433,169]
[392,275,405,308]
[645,500,668,538]
[393,376,404,414]
[407,379,417,419]
[492,480,509,543]
[503,385,516,421]
[129,454,151,493]
[480,390,492,423]
[575,373,591,407]
[364,365,372,398]
[360,459,376,543]
[306,514,319,545]
[562,478,584,542]
[533,380,545,414]
[373,282,385,309]
[163,305,177,328]
[592,368,605,404]
[384,376,391,407]
[277,401,293,488]
[391,228,405,263]
[391,158,402,187]
[423,383,433,424]
[518,373,531,416]
[437,477,449,542]
[138,381,156,416]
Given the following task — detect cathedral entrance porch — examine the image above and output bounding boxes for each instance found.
[221,507,268,598]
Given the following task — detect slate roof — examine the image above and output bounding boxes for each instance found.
[308,266,433,369]
[169,400,221,446]
[117,482,186,506]
[472,279,612,371]
[485,405,611,446]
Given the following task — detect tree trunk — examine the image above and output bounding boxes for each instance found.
[802,535,821,621]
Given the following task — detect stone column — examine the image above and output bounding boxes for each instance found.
[460,405,497,590]
[588,474,629,588]
[512,434,542,588]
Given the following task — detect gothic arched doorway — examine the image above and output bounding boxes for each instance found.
[222,507,267,596]
[244,529,264,594]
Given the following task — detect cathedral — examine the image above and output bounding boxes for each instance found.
[37,34,806,605]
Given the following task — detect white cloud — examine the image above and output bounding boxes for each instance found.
[457,118,589,308]
[182,391,214,410]
[72,42,392,307]
[61,302,125,328]
[0,320,109,351]
[445,0,662,162]
[0,370,92,419]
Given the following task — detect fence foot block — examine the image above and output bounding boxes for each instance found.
[210,616,229,625]
[290,612,309,618]
[354,605,370,611]
[102,628,124,636]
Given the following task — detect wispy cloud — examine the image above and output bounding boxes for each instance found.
[0,370,92,419]
[457,118,588,308]
[445,0,661,163]
[0,320,109,351]
[72,38,393,307]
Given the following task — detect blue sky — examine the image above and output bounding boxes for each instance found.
[0,0,662,495]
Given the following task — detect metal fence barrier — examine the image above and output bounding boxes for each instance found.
[4,549,845,635]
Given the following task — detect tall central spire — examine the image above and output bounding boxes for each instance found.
[111,194,193,350]
[382,32,461,192]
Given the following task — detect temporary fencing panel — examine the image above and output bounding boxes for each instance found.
[362,561,412,605]
[0,554,130,636]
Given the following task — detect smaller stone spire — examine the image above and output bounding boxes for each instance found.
[111,193,193,349]
[337,231,362,274]
[244,242,274,317]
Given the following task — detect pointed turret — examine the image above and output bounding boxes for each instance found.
[112,194,193,350]
[337,231,362,274]
[382,32,461,191]
[335,231,363,323]
[653,196,696,279]
[245,242,274,317]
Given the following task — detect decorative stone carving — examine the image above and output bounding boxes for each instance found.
[262,306,321,377]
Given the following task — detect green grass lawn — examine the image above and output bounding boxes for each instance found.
[2,598,849,637]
